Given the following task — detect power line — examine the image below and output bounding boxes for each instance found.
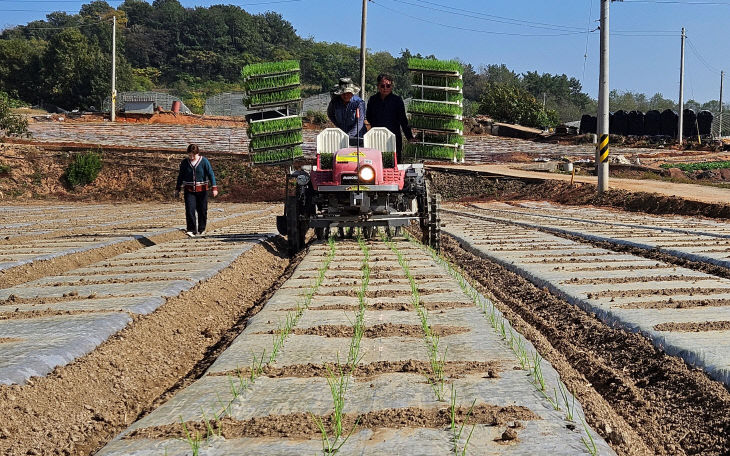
[581,0,594,85]
[388,0,585,32]
[686,37,722,74]
[370,0,588,37]
[622,0,730,4]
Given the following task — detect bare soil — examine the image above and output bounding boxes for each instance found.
[441,234,730,455]
[654,321,730,332]
[282,301,473,312]
[211,360,502,380]
[0,239,292,456]
[274,323,469,338]
[127,404,539,440]
[0,144,291,202]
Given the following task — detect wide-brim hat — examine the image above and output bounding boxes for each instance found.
[332,77,360,96]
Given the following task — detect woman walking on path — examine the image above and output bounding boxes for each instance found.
[175,144,218,237]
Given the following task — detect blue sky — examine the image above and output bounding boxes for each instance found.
[1,0,728,103]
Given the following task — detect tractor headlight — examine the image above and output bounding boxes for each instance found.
[358,165,375,183]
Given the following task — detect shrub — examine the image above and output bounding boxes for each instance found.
[0,92,30,138]
[0,163,10,174]
[478,82,559,129]
[305,110,328,125]
[66,150,103,188]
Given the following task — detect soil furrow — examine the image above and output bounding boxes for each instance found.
[442,234,730,456]
[126,404,539,440]
[210,360,503,379]
[0,238,291,456]
[261,323,470,338]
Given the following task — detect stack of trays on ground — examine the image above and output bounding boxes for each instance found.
[406,58,465,163]
[243,60,304,164]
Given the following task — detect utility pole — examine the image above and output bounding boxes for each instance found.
[359,0,367,99]
[597,0,610,193]
[720,70,724,138]
[111,15,117,122]
[678,27,686,144]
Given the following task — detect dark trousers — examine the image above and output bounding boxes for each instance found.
[184,190,208,233]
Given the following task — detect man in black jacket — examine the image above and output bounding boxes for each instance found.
[366,73,414,163]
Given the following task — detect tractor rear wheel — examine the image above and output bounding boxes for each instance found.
[285,196,302,255]
[428,193,441,252]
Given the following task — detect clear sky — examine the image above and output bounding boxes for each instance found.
[1,0,728,103]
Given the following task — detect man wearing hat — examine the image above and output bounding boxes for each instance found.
[327,77,367,146]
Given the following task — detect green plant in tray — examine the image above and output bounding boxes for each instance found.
[251,146,303,164]
[408,100,462,117]
[249,116,302,137]
[412,73,463,88]
[409,115,464,132]
[250,131,302,150]
[408,57,463,74]
[404,143,457,161]
[247,88,301,107]
[245,72,300,92]
[241,60,299,79]
[411,89,463,103]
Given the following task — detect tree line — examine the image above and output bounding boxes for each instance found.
[1,0,723,129]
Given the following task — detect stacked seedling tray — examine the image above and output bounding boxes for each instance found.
[406,58,465,162]
[242,60,303,164]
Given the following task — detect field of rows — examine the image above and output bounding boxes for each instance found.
[1,200,729,455]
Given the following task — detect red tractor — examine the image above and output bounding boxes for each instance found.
[276,128,441,254]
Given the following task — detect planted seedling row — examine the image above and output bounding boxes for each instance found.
[314,237,370,454]
[410,234,599,455]
[177,237,339,454]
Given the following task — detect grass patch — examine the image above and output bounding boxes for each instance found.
[65,150,102,189]
[659,161,730,171]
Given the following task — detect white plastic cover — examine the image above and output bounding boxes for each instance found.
[364,127,396,152]
[316,128,349,155]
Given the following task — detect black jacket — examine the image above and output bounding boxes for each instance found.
[366,93,413,153]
